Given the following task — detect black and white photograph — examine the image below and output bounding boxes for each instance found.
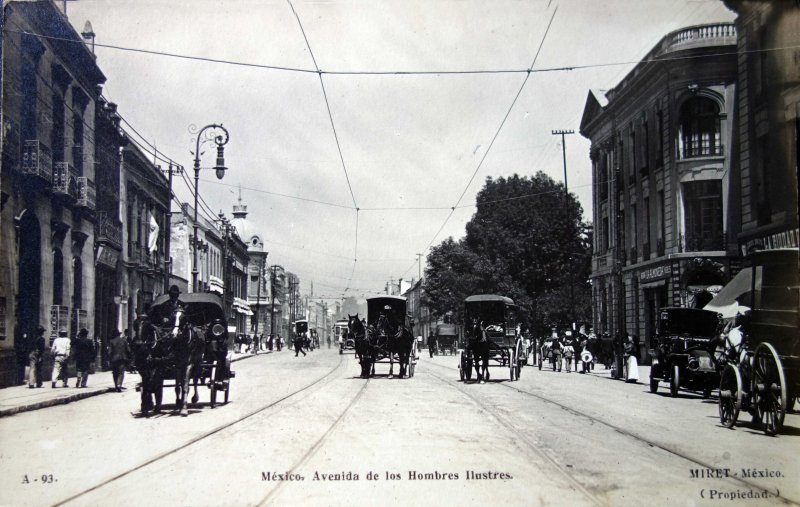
[0,0,798,505]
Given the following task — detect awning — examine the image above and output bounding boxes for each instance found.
[704,267,759,313]
[640,279,667,289]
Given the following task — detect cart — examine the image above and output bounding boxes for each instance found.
[458,295,524,382]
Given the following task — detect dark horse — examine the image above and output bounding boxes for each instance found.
[468,322,498,383]
[135,307,205,416]
[373,314,415,378]
[347,314,373,378]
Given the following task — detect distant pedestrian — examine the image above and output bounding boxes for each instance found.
[107,330,131,392]
[28,326,46,388]
[73,328,96,388]
[253,333,260,355]
[294,334,306,357]
[51,332,71,388]
[427,334,436,358]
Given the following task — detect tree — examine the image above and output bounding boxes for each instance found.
[424,172,592,334]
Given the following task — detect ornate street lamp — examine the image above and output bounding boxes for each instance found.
[190,124,230,292]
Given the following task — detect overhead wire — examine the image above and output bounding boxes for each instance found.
[400,5,560,280]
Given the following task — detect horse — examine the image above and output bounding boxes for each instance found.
[374,314,414,379]
[132,317,163,417]
[168,306,206,416]
[347,314,373,378]
[468,323,499,382]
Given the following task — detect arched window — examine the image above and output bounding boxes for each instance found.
[678,97,721,159]
[53,248,63,305]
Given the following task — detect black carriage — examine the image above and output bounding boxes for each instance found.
[294,320,312,350]
[458,295,524,382]
[366,296,417,377]
[144,292,234,409]
[434,324,458,356]
[648,308,721,398]
[717,248,800,435]
[335,319,355,354]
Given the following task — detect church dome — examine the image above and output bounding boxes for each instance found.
[228,193,264,252]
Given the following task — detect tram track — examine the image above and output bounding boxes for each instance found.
[258,377,371,506]
[425,367,608,507]
[423,359,800,506]
[52,354,349,507]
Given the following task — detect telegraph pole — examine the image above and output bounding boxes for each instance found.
[269,266,276,341]
[552,129,575,331]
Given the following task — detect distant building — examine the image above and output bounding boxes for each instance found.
[228,194,266,335]
[580,23,738,359]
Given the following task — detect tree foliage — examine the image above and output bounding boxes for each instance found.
[423,172,592,334]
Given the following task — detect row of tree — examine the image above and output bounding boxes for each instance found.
[423,172,592,335]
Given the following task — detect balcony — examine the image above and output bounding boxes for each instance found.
[679,233,726,252]
[52,162,79,199]
[677,144,724,160]
[21,140,53,183]
[76,177,96,210]
[95,211,122,250]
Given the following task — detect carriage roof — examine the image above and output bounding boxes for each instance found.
[295,320,309,332]
[366,296,407,325]
[435,324,457,336]
[464,294,515,305]
[149,292,225,326]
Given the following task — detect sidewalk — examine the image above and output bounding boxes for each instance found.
[0,349,267,418]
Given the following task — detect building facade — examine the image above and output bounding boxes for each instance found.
[724,1,799,254]
[581,23,739,359]
[1,1,105,385]
[228,195,267,336]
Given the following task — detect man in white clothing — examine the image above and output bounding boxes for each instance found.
[51,332,71,388]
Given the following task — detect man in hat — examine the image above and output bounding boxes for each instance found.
[28,326,46,388]
[50,331,72,388]
[73,328,96,388]
[167,285,185,314]
[107,330,131,392]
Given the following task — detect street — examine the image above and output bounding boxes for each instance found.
[0,347,797,507]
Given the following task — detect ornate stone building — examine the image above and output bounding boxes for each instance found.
[580,23,739,359]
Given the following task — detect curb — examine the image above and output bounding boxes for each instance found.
[0,387,116,418]
[0,352,266,418]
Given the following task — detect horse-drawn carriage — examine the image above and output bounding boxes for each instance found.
[434,324,458,356]
[335,319,355,354]
[135,292,234,416]
[346,296,417,378]
[649,308,721,397]
[458,295,524,382]
[294,320,312,351]
[717,248,799,436]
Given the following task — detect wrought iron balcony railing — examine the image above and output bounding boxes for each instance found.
[678,143,724,160]
[95,211,123,249]
[21,140,53,183]
[76,177,96,210]
[679,232,726,252]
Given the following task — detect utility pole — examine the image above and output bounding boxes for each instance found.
[160,163,182,291]
[552,129,575,331]
[269,266,276,341]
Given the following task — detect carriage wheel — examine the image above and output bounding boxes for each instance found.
[509,348,516,381]
[752,343,786,436]
[670,363,680,397]
[649,376,659,394]
[718,364,742,429]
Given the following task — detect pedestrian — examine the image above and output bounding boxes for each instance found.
[427,334,436,358]
[294,333,306,357]
[268,334,274,351]
[624,335,640,382]
[107,330,131,392]
[253,333,260,355]
[73,328,96,388]
[50,331,71,388]
[28,326,46,388]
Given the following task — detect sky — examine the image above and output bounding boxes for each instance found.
[62,0,735,301]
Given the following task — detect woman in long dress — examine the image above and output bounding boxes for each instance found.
[623,335,639,382]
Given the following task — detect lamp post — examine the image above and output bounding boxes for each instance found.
[191,124,230,293]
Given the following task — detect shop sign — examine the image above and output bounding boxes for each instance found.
[740,227,799,256]
[50,305,70,338]
[639,264,672,283]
